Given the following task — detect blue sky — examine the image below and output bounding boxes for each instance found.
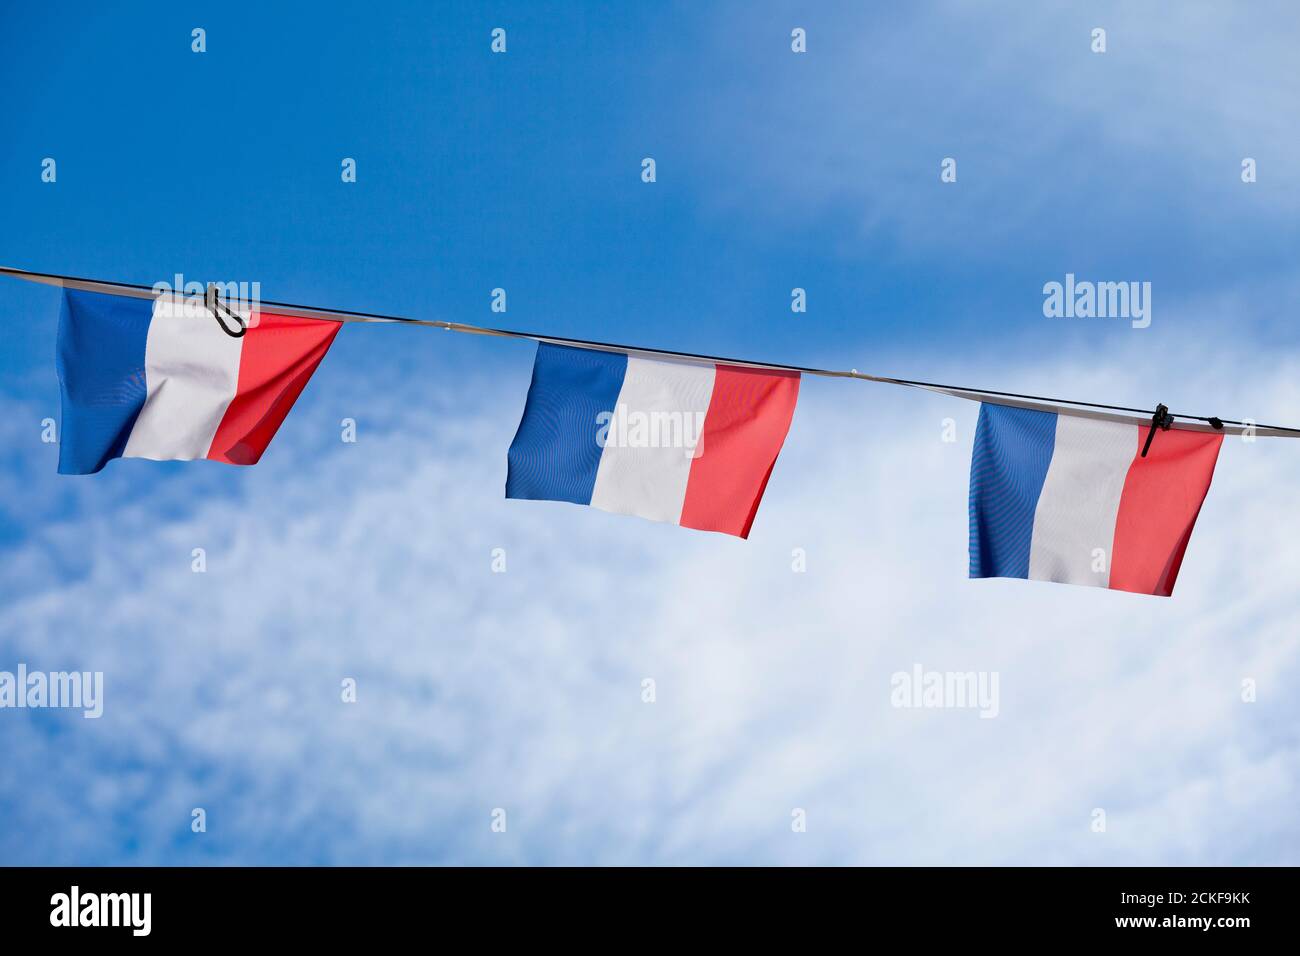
[1,1,1298,865]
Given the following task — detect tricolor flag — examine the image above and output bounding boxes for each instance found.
[56,288,340,475]
[506,343,800,537]
[969,402,1224,596]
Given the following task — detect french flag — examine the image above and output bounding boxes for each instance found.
[969,402,1224,596]
[56,288,340,475]
[506,343,800,537]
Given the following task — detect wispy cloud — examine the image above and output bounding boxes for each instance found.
[669,1,1300,260]
[2,335,1297,865]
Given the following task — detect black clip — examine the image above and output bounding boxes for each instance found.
[1207,417,1224,430]
[1140,403,1174,458]
[206,284,247,338]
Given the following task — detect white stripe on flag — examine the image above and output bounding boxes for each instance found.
[589,356,716,524]
[122,294,246,462]
[1028,415,1136,587]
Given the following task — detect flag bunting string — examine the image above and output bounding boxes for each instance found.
[4,264,1297,439]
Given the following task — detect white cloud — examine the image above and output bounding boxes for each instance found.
[668,1,1300,249]
[1,336,1297,864]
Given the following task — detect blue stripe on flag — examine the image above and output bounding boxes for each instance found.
[55,289,153,475]
[969,403,1057,580]
[506,343,628,506]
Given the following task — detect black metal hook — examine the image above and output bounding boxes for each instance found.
[206,285,247,338]
[1140,403,1174,458]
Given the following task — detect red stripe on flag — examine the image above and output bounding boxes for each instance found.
[679,365,800,538]
[207,312,341,465]
[1109,427,1224,596]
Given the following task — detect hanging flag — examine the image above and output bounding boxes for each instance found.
[506,343,800,537]
[56,288,340,474]
[968,402,1224,596]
